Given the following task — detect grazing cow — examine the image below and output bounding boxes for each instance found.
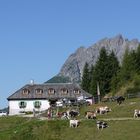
[85,111,96,119]
[96,121,108,130]
[60,112,70,119]
[69,119,80,128]
[96,106,111,114]
[134,109,140,118]
[57,112,69,119]
[116,96,125,105]
[68,110,79,118]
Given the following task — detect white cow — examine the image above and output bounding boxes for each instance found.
[69,119,80,128]
[134,109,140,118]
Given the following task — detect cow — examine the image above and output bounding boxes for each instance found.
[56,111,70,119]
[69,119,80,128]
[96,121,108,130]
[96,106,111,114]
[67,109,79,118]
[134,109,140,118]
[116,96,125,105]
[60,112,70,119]
[85,111,96,119]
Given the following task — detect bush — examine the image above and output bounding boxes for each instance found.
[133,75,140,87]
[25,111,33,115]
[126,87,140,94]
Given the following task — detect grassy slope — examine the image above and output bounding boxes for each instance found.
[1,98,140,140]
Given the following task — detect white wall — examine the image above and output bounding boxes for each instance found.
[86,98,93,105]
[9,100,50,115]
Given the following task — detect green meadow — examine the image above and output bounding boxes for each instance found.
[1,98,140,140]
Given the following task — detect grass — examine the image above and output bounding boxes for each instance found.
[1,98,140,140]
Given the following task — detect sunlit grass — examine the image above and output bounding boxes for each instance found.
[0,98,140,140]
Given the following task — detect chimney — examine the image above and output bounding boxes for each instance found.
[30,79,34,85]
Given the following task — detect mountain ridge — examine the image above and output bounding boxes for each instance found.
[46,34,139,83]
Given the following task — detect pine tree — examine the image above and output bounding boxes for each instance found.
[93,47,109,95]
[111,73,120,94]
[111,49,137,93]
[135,44,140,74]
[108,51,120,76]
[81,48,120,96]
[81,62,90,92]
[89,65,97,95]
[108,51,120,92]
[118,48,136,85]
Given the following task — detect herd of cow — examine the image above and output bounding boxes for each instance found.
[47,96,140,130]
[58,105,111,130]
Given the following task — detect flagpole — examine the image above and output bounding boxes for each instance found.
[97,82,100,103]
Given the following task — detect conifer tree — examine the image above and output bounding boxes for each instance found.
[108,51,120,76]
[81,62,90,92]
[81,48,120,96]
[93,47,109,95]
[118,48,136,85]
[108,51,120,91]
[135,44,140,74]
[111,49,137,93]
[89,65,97,95]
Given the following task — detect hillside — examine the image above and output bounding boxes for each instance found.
[45,75,71,83]
[1,98,140,140]
[46,35,139,83]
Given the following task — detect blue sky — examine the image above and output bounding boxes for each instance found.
[0,0,140,108]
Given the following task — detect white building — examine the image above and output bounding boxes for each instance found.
[7,83,93,115]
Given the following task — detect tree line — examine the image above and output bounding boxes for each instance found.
[81,44,140,97]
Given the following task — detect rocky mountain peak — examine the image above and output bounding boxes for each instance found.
[112,34,124,46]
[47,35,140,83]
[113,34,123,40]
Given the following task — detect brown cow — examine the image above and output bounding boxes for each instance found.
[96,106,111,114]
[85,111,96,119]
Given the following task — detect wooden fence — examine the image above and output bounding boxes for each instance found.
[126,93,140,99]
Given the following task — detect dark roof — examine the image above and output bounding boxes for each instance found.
[7,83,92,100]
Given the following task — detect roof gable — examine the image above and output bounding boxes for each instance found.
[7,83,92,100]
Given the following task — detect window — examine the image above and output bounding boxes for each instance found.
[73,89,81,95]
[48,88,55,95]
[19,101,27,109]
[61,88,68,95]
[35,89,43,95]
[22,89,30,95]
[34,101,41,108]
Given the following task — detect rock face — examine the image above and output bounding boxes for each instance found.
[50,35,139,83]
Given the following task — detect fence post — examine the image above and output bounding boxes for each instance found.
[127,94,129,99]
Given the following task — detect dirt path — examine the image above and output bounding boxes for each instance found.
[101,117,140,121]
